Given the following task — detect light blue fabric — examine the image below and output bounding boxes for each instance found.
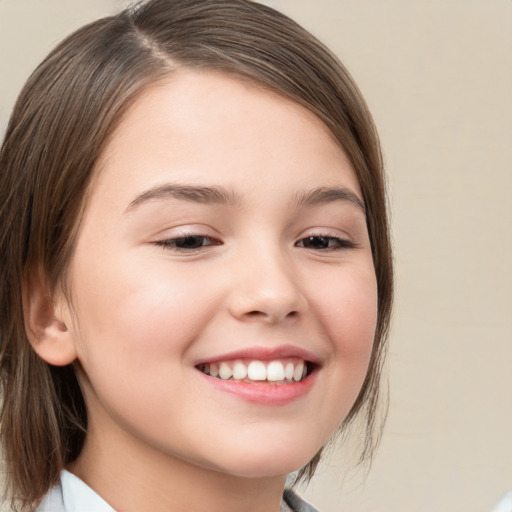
[35,470,317,512]
[493,491,512,512]
[35,470,114,512]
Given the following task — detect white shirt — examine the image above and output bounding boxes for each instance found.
[36,471,114,512]
[35,471,316,512]
[493,491,512,512]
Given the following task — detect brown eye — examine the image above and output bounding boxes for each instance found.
[295,236,354,250]
[173,236,209,249]
[156,235,221,252]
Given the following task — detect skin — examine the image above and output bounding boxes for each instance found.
[31,70,378,512]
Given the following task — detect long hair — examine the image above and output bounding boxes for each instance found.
[0,0,393,508]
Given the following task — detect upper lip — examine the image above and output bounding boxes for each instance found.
[193,344,322,366]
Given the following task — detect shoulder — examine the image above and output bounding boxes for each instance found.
[34,471,114,512]
[36,473,317,512]
[282,488,320,512]
[35,482,66,512]
[493,491,512,512]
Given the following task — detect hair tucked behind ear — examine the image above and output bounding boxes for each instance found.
[0,1,392,508]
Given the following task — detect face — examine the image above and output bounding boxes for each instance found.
[62,70,377,479]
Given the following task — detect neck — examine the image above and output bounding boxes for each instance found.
[69,420,287,512]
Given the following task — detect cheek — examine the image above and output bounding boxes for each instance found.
[319,267,377,344]
[314,264,378,374]
[68,252,222,362]
[66,256,221,425]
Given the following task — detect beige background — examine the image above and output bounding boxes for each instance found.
[1,1,511,511]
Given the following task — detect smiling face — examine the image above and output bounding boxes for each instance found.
[58,70,377,486]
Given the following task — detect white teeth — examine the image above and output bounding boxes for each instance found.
[219,362,233,380]
[267,361,285,381]
[232,360,248,380]
[293,361,304,382]
[210,363,219,378]
[201,358,311,383]
[284,362,294,380]
[247,361,267,381]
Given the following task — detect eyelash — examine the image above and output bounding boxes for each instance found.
[154,235,221,253]
[294,235,355,251]
[154,234,354,253]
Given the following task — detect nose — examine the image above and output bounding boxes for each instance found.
[228,249,308,324]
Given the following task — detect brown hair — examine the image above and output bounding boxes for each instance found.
[0,0,392,508]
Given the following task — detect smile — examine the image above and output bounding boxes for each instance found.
[196,358,312,384]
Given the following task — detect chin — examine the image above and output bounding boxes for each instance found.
[204,443,318,479]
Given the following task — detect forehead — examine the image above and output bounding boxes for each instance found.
[90,69,360,210]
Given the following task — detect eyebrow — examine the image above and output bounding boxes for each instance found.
[125,183,240,213]
[295,186,366,214]
[124,183,365,215]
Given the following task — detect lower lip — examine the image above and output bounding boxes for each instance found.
[198,370,317,406]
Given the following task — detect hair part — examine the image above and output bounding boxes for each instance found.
[0,0,392,507]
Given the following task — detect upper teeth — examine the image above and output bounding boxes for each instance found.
[199,359,308,383]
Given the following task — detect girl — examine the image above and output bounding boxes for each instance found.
[0,1,393,511]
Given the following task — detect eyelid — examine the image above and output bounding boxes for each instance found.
[151,223,220,240]
[294,225,358,250]
[295,235,356,250]
[154,234,222,253]
[296,226,353,240]
[151,224,223,252]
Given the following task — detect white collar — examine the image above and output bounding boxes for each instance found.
[36,470,115,512]
[492,491,512,512]
[37,470,313,512]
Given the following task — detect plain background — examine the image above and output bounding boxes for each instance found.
[1,1,511,511]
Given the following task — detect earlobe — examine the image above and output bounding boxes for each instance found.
[23,267,78,366]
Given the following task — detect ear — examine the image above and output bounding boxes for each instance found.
[23,266,78,366]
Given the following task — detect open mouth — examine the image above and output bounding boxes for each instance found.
[196,358,315,385]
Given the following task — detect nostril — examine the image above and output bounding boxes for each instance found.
[247,310,264,317]
[245,310,299,320]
